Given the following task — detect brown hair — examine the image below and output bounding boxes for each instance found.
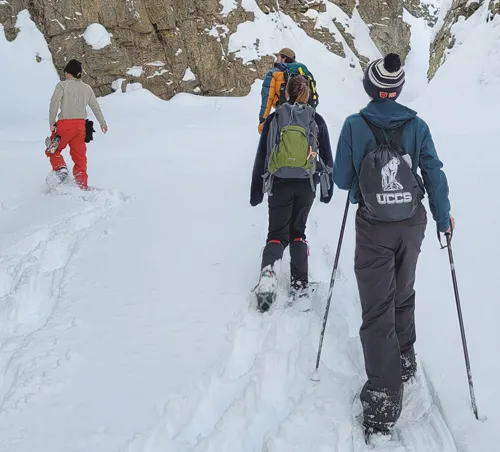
[280,54,295,64]
[286,75,310,104]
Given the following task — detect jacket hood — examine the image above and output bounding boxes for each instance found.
[273,62,289,71]
[360,100,417,130]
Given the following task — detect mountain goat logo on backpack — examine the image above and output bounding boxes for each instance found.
[381,157,403,191]
[376,157,412,205]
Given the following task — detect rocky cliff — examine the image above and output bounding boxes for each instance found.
[0,0,425,100]
[428,0,499,80]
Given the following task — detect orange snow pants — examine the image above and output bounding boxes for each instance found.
[46,119,88,189]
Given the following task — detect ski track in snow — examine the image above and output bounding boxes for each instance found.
[0,186,130,419]
[121,276,460,452]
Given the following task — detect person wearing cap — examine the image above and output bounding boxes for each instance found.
[332,53,453,443]
[257,47,296,134]
[47,59,108,190]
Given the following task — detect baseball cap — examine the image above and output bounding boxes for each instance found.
[274,48,296,61]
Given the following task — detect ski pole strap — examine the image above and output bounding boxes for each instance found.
[437,223,454,249]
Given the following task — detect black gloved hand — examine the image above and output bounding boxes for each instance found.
[250,195,263,207]
[320,193,333,204]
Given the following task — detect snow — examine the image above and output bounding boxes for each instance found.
[220,0,237,16]
[83,23,112,50]
[182,67,196,82]
[146,61,165,67]
[127,66,144,77]
[399,9,434,103]
[207,24,230,42]
[146,69,169,79]
[1,4,500,452]
[50,18,66,31]
[351,8,382,62]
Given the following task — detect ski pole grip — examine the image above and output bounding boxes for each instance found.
[437,219,453,249]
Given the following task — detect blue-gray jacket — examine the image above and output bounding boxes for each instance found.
[333,100,451,232]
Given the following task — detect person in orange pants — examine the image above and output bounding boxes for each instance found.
[47,119,88,188]
[47,59,108,189]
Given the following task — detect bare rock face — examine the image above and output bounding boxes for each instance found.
[403,0,440,27]
[0,0,416,100]
[357,0,411,63]
[428,0,484,80]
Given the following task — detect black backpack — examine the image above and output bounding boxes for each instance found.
[358,116,424,222]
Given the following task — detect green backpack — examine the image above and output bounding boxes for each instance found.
[262,102,331,197]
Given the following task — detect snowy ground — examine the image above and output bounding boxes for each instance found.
[0,5,499,452]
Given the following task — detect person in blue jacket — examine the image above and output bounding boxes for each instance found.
[332,53,454,443]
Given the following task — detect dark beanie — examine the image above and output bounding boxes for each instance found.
[363,53,405,100]
[64,59,82,78]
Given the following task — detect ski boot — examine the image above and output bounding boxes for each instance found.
[255,267,277,313]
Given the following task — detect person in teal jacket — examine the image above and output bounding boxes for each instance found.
[332,53,454,444]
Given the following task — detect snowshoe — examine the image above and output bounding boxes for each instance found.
[257,292,275,313]
[363,425,392,446]
[254,267,277,313]
[46,166,69,190]
[288,283,312,312]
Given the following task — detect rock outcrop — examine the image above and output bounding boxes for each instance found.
[0,0,416,100]
[403,0,440,27]
[357,0,411,63]
[428,0,493,80]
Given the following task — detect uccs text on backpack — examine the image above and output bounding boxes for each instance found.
[358,115,424,222]
[278,63,319,109]
[262,103,331,198]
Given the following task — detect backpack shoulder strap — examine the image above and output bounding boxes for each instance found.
[389,120,411,151]
[360,114,385,146]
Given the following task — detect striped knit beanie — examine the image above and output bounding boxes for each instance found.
[363,53,405,100]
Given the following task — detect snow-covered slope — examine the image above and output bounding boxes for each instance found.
[0,5,499,452]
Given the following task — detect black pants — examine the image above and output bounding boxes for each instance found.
[261,179,315,288]
[355,203,427,432]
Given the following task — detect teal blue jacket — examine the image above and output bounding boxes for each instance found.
[333,100,451,232]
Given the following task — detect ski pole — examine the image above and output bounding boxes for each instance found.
[311,193,350,382]
[438,227,479,420]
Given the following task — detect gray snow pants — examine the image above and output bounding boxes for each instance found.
[355,203,427,432]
